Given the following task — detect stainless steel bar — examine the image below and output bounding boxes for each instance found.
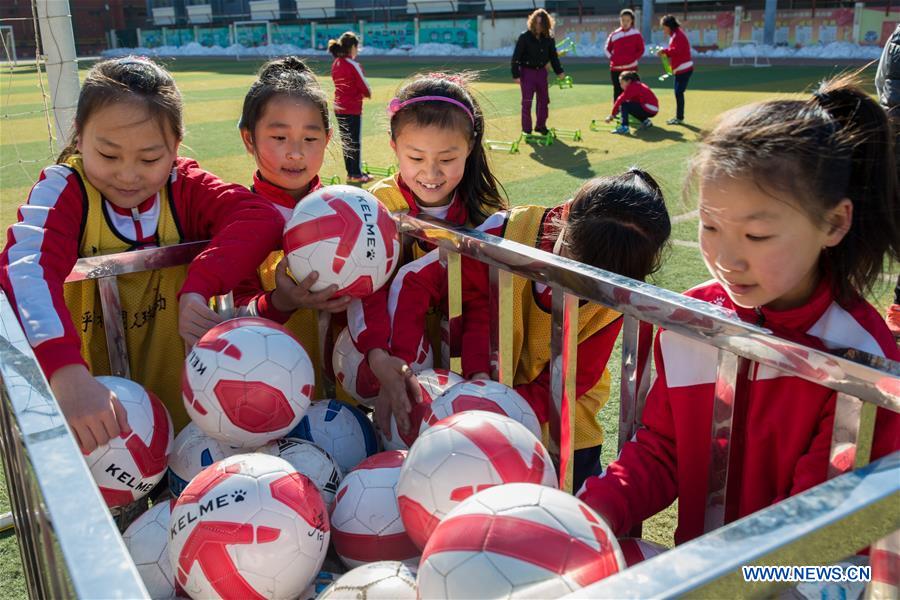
[96,276,130,379]
[213,292,235,320]
[396,214,900,414]
[443,249,463,375]
[704,351,741,532]
[489,266,514,385]
[65,240,207,282]
[550,287,578,493]
[618,315,640,453]
[0,292,149,598]
[829,392,877,479]
[565,451,900,599]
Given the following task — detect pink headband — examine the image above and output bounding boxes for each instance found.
[387,96,476,128]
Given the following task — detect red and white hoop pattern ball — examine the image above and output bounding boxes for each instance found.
[329,450,419,568]
[396,411,557,551]
[283,185,400,297]
[168,453,330,600]
[422,379,542,440]
[383,368,464,451]
[182,317,314,448]
[83,376,173,507]
[418,483,626,599]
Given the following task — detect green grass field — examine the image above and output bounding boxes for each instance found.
[0,57,893,597]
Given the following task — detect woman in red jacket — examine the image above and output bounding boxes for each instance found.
[330,31,372,184]
[657,14,694,125]
[605,9,645,103]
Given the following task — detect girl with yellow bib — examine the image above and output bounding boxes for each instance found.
[0,57,284,452]
[378,170,671,490]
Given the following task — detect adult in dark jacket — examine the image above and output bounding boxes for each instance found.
[875,24,900,337]
[511,8,565,135]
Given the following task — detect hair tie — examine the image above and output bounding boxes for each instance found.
[387,95,476,127]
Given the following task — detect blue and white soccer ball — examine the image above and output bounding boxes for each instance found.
[288,400,379,473]
[167,422,241,497]
[257,438,343,506]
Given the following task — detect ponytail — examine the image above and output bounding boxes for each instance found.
[328,31,360,58]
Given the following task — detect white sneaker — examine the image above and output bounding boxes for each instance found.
[666,117,683,125]
[641,119,653,129]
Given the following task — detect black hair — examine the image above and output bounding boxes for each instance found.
[561,169,671,281]
[689,73,900,303]
[660,15,681,31]
[620,71,641,83]
[328,31,360,58]
[389,72,507,224]
[239,56,330,142]
[58,56,183,163]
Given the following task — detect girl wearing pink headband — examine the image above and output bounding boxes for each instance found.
[341,72,507,417]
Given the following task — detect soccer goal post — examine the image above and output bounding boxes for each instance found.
[34,0,80,150]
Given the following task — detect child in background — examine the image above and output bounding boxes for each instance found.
[329,32,373,185]
[349,72,507,404]
[657,14,693,125]
[380,170,672,492]
[578,76,900,544]
[0,57,284,448]
[605,9,645,102]
[232,57,350,399]
[605,71,658,134]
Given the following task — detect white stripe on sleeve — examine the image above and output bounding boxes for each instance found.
[7,165,73,347]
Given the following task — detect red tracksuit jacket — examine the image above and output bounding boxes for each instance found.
[660,28,693,74]
[578,278,900,544]
[606,26,645,71]
[331,57,371,116]
[610,81,659,118]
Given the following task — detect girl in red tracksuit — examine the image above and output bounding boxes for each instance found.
[657,14,694,124]
[605,71,659,134]
[329,32,372,184]
[605,9,645,102]
[345,72,507,405]
[0,57,284,448]
[578,77,900,547]
[380,170,672,492]
[232,57,350,401]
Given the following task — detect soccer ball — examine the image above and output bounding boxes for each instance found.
[318,561,417,599]
[283,185,400,297]
[168,453,330,600]
[123,498,175,598]
[330,451,418,568]
[397,411,557,550]
[618,538,667,566]
[182,317,314,448]
[422,380,542,441]
[168,422,242,497]
[288,399,379,473]
[418,483,625,599]
[331,327,380,407]
[382,369,464,451]
[257,438,343,506]
[83,376,173,507]
[332,328,434,408]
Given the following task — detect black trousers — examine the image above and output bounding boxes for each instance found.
[573,444,603,493]
[336,113,363,178]
[674,71,692,120]
[610,70,623,103]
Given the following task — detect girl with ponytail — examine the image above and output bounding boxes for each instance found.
[329,32,372,184]
[579,75,900,548]
[376,170,672,492]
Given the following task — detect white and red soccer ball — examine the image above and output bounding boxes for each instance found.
[83,376,173,507]
[396,411,557,550]
[168,422,242,497]
[318,561,417,599]
[288,399,379,473]
[332,328,434,408]
[422,380,542,441]
[382,369,464,452]
[182,317,314,448]
[258,438,343,506]
[283,185,400,297]
[417,483,625,599]
[168,453,330,600]
[123,498,176,598]
[329,451,419,568]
